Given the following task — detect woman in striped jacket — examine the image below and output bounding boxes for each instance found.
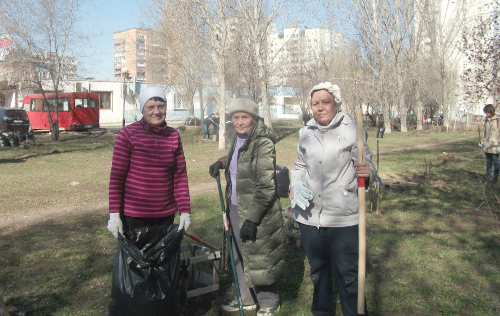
[107,86,191,237]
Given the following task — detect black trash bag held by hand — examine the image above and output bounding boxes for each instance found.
[109,224,185,316]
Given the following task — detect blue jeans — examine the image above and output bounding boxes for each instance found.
[485,152,499,183]
[299,223,367,316]
[202,123,210,139]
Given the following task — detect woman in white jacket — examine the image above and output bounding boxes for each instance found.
[289,82,377,316]
[481,104,499,183]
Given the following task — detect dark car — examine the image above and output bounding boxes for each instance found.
[0,108,31,134]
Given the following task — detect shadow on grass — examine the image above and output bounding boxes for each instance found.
[0,212,114,315]
[0,132,116,164]
[367,156,499,314]
[280,244,306,301]
[0,210,229,316]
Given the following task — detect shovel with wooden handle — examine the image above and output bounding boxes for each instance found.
[356,108,367,315]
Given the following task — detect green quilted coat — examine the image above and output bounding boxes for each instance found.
[220,117,284,287]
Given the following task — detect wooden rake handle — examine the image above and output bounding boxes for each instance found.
[356,108,366,315]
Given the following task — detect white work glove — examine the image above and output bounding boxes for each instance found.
[107,212,123,238]
[178,213,192,231]
[290,182,313,210]
[479,142,483,148]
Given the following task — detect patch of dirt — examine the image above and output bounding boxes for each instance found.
[0,180,219,234]
[379,136,474,154]
[430,152,460,166]
[380,172,421,184]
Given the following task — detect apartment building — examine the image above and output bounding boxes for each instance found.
[268,24,342,86]
[37,51,78,81]
[269,25,341,61]
[113,28,153,82]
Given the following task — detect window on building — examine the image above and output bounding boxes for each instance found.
[173,94,185,110]
[283,97,300,114]
[96,92,112,109]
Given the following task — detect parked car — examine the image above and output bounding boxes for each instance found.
[0,108,33,148]
[0,108,31,134]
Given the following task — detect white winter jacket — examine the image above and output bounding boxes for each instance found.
[291,111,377,228]
[482,114,500,154]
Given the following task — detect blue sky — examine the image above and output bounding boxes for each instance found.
[78,0,148,80]
[76,0,330,81]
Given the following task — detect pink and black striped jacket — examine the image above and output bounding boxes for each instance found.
[109,118,191,218]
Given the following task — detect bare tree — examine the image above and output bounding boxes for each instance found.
[422,0,463,130]
[326,0,465,133]
[328,0,395,133]
[379,0,414,132]
[234,0,286,129]
[150,0,210,120]
[461,3,500,110]
[0,0,81,141]
[192,0,238,149]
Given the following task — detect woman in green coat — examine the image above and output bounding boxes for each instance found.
[209,98,284,316]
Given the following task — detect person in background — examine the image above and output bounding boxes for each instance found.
[203,113,217,140]
[480,104,499,184]
[209,98,284,316]
[289,82,377,316]
[213,112,220,140]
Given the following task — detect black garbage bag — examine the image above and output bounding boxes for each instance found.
[275,165,290,198]
[109,223,185,316]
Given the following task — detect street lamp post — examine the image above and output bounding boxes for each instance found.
[121,66,130,128]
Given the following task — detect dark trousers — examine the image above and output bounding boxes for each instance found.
[485,152,499,183]
[299,223,367,316]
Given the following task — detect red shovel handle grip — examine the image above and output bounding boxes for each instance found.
[358,177,366,188]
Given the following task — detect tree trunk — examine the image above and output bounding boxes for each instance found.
[398,71,407,132]
[383,100,392,134]
[416,88,423,131]
[198,84,204,125]
[254,33,272,129]
[217,70,226,150]
[260,78,271,129]
[400,109,408,132]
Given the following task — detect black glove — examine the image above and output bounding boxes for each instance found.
[240,220,257,242]
[209,160,223,178]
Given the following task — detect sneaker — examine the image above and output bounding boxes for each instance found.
[257,305,280,315]
[221,299,257,312]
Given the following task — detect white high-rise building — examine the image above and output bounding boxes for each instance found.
[268,24,342,85]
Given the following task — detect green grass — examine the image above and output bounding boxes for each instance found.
[0,120,498,315]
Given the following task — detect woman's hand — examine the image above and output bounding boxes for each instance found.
[289,182,313,210]
[209,160,223,178]
[354,162,370,178]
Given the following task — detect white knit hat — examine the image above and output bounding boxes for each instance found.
[309,82,342,107]
[228,98,259,117]
[138,87,167,113]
